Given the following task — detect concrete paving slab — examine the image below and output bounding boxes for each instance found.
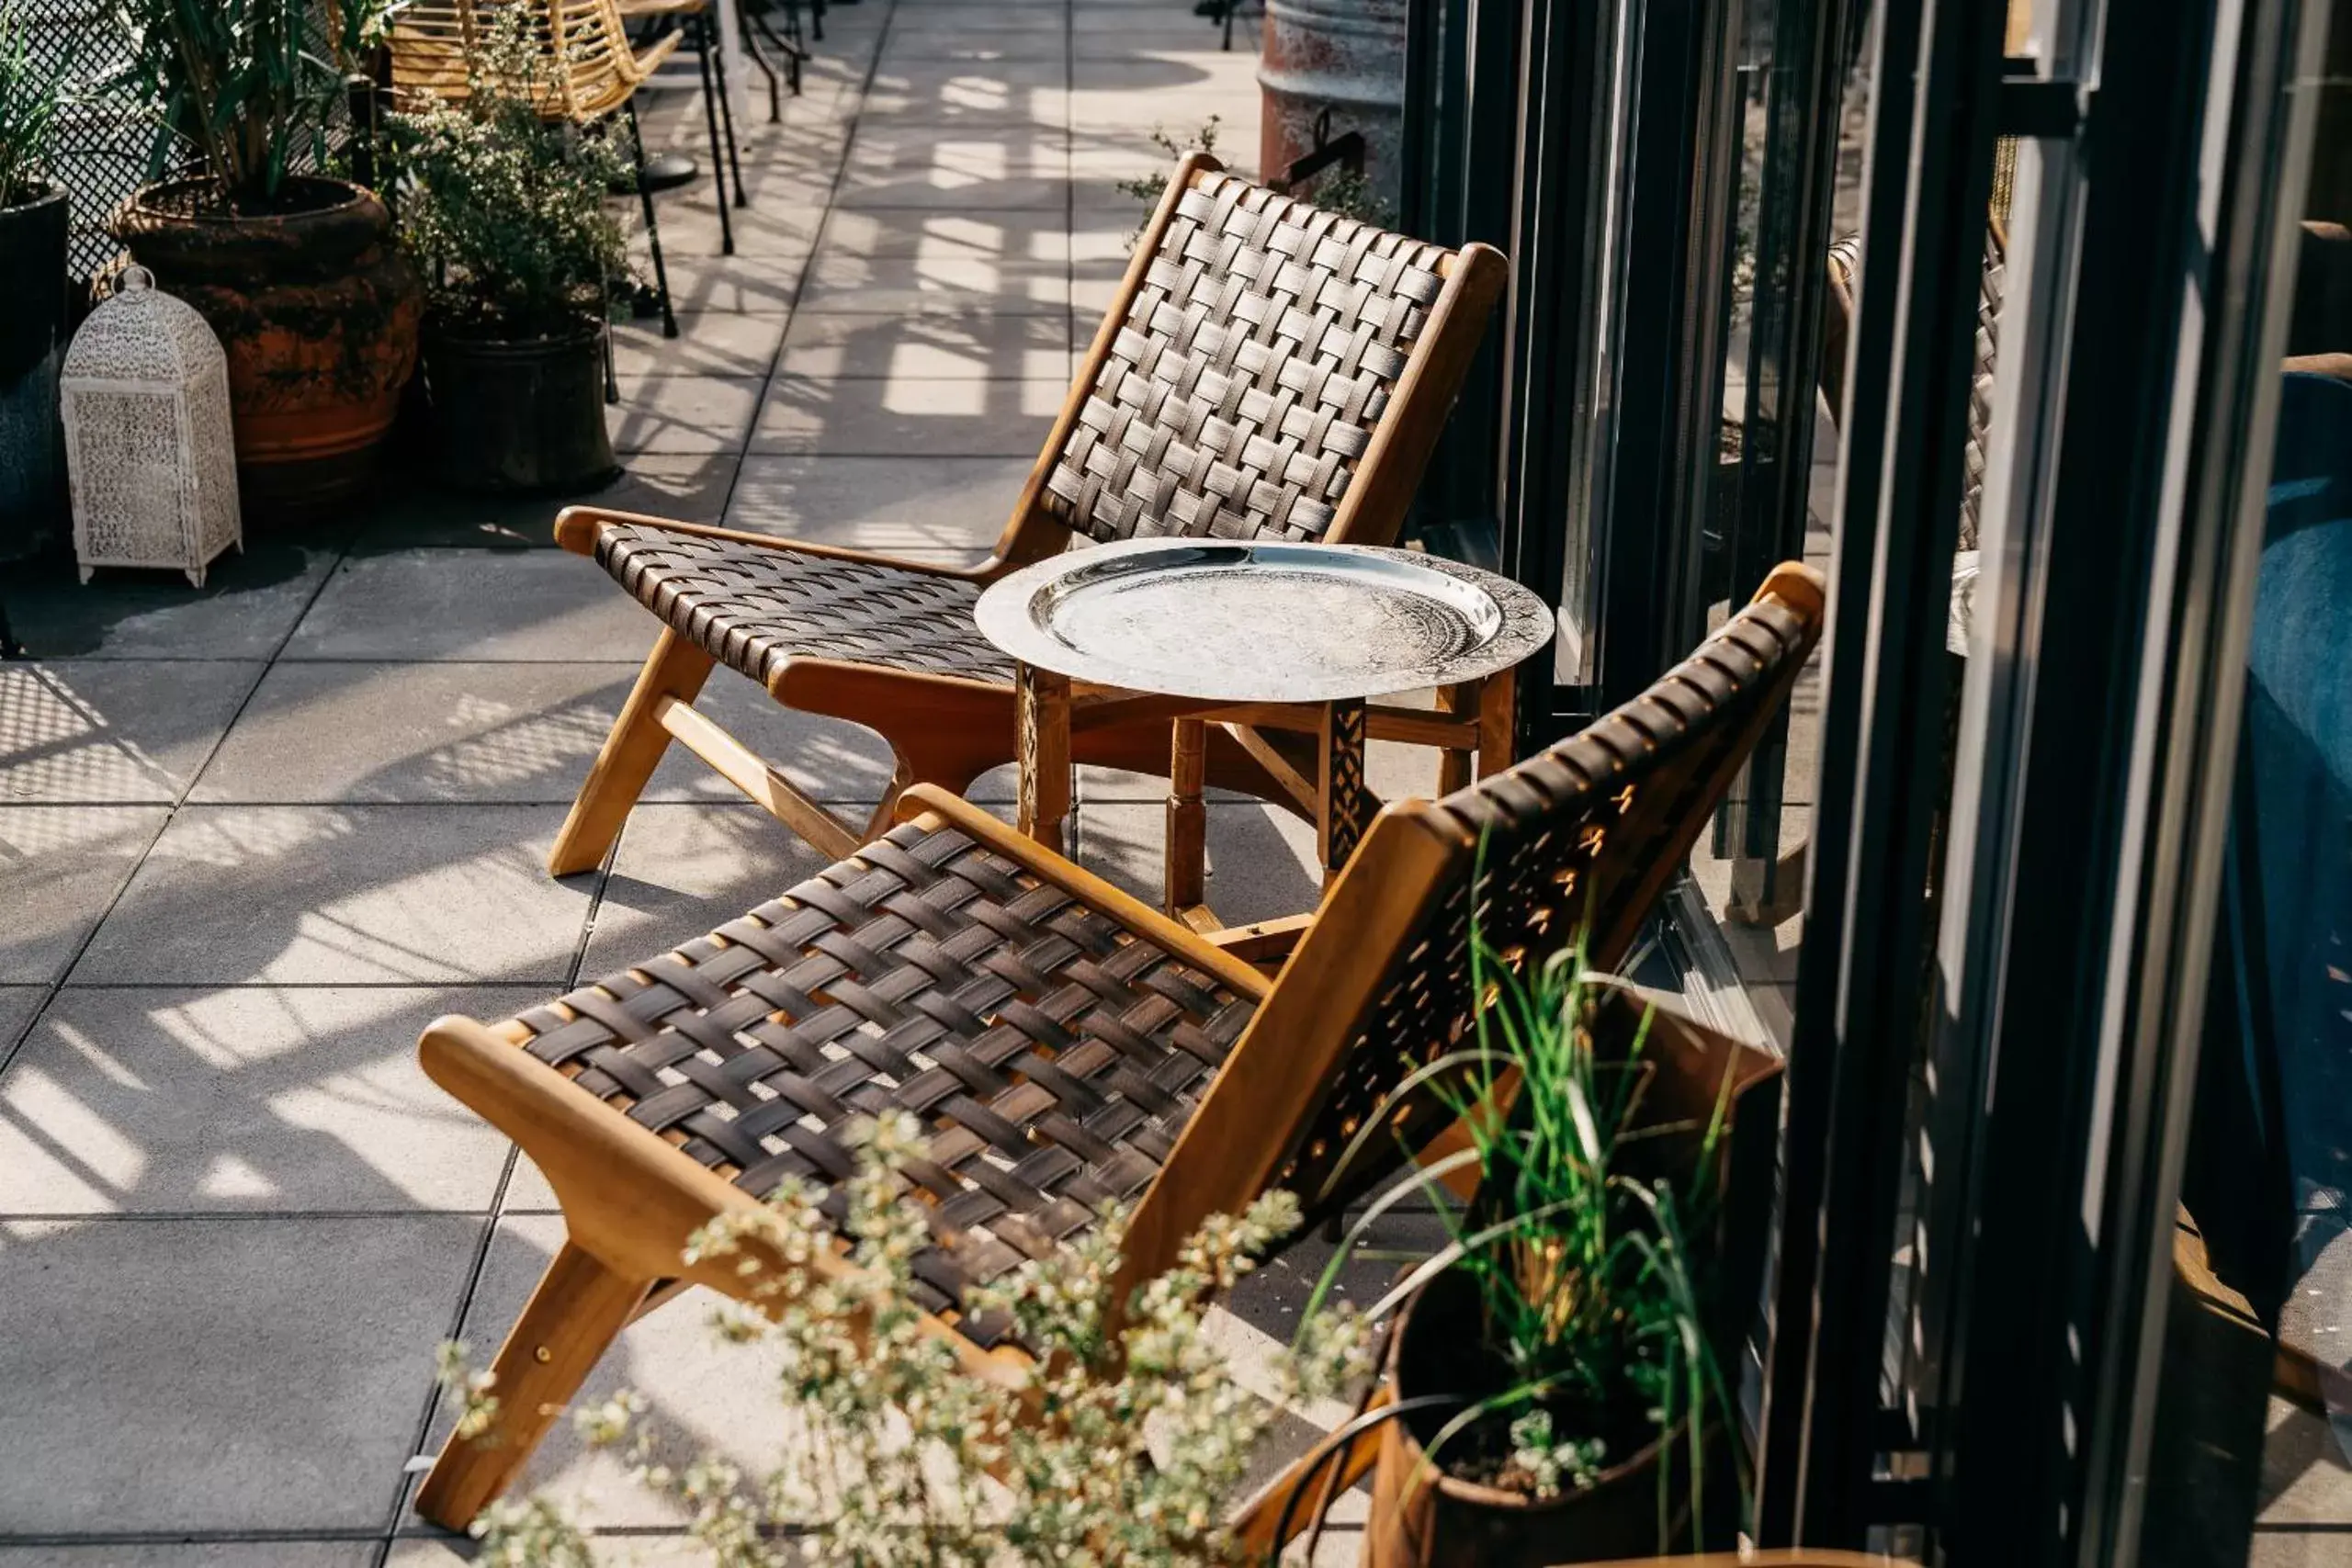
[777,310,1072,380]
[0,1545,377,1564]
[193,662,639,806]
[285,551,655,664]
[0,807,167,985]
[722,454,1028,551]
[608,375,765,456]
[0,1213,478,1533]
[611,310,790,378]
[0,986,536,1214]
[352,456,741,551]
[749,375,1062,457]
[0,987,41,1056]
[0,661,260,804]
[0,544,337,661]
[815,207,1075,261]
[798,254,1071,315]
[72,806,595,987]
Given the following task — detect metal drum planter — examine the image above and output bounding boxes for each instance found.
[1258,0,1406,210]
[59,267,243,588]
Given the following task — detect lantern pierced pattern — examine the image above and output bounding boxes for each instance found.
[61,267,242,588]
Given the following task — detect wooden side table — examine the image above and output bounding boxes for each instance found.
[976,540,1554,936]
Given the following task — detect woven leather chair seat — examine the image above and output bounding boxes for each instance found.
[595,524,1014,686]
[506,818,1259,1348]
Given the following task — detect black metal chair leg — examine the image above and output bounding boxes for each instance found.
[603,316,620,404]
[693,12,738,253]
[706,8,748,208]
[626,99,682,339]
[747,2,804,103]
[740,3,781,122]
[810,0,822,43]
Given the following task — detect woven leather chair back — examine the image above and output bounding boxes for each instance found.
[388,0,642,120]
[1270,569,1826,1216]
[1033,164,1490,551]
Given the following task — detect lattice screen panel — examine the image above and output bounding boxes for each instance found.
[13,0,356,285]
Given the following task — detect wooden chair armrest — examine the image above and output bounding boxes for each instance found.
[892,784,1273,1000]
[552,506,1012,582]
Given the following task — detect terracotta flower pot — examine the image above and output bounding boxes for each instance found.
[114,175,422,520]
[0,184,70,555]
[1365,1269,1737,1568]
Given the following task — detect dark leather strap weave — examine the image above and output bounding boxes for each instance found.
[1044,173,1452,545]
[506,819,1258,1348]
[595,524,1013,686]
[1276,590,1822,1215]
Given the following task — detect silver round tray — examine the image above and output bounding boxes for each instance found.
[974,539,1555,704]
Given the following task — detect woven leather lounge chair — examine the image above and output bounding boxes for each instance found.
[410,563,1826,1540]
[542,153,1511,883]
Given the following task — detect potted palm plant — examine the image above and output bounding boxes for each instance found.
[107,0,421,516]
[0,6,71,549]
[385,11,627,494]
[1306,934,1782,1567]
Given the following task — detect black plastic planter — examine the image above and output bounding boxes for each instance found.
[422,322,620,495]
[0,186,70,551]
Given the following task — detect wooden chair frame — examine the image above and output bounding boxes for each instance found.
[411,565,1825,1542]
[543,153,1511,884]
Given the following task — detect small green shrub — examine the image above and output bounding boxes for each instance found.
[1116,116,1397,231]
[446,1112,1372,1566]
[384,8,631,340]
[1303,894,1740,1534]
[108,0,393,209]
[0,6,70,207]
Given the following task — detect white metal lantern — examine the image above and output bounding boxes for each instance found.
[60,266,242,588]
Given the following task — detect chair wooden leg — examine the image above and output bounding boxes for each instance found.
[864,755,917,840]
[550,628,717,877]
[414,1239,651,1531]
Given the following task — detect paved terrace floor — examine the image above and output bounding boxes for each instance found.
[0,2,1433,1560]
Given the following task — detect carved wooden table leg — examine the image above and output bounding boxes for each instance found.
[1015,660,1072,854]
[1165,715,1215,929]
[1435,681,1476,794]
[1315,697,1369,893]
[1477,666,1518,778]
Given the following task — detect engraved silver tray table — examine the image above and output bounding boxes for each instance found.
[973,539,1554,929]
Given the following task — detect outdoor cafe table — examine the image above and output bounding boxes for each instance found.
[972,539,1554,931]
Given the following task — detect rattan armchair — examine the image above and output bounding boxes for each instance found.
[407,562,1826,1537]
[544,153,1511,881]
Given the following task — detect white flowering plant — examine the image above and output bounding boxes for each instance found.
[443,1111,1373,1566]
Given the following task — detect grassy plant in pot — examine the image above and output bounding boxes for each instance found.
[387,15,627,495]
[0,7,72,548]
[1306,931,1782,1568]
[107,0,422,516]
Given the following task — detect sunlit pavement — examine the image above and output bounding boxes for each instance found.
[0,4,1437,1560]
